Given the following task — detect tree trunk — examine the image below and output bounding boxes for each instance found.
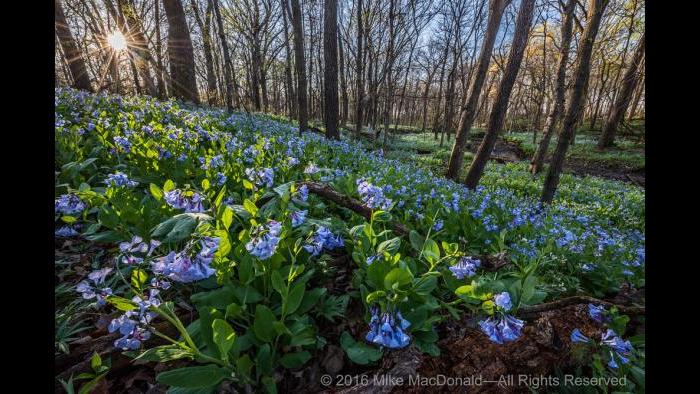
[338,31,349,127]
[381,0,397,150]
[154,0,167,98]
[290,0,308,134]
[281,0,296,118]
[162,0,200,104]
[463,0,536,189]
[212,0,235,111]
[432,41,450,140]
[445,0,508,179]
[597,32,644,149]
[55,0,93,92]
[541,0,609,203]
[324,0,340,139]
[189,0,218,104]
[529,0,576,174]
[117,0,158,97]
[354,0,364,138]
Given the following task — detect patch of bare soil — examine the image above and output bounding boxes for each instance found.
[563,158,645,187]
[467,137,526,163]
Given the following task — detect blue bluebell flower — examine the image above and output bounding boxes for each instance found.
[55,226,79,237]
[433,219,444,231]
[570,328,591,344]
[304,163,320,174]
[105,172,138,187]
[245,167,274,188]
[588,304,608,323]
[494,292,513,312]
[113,136,132,153]
[151,249,216,283]
[295,184,309,202]
[246,221,282,260]
[164,189,205,212]
[449,256,481,279]
[365,307,411,349]
[304,226,344,256]
[478,314,525,344]
[55,194,86,215]
[291,210,307,227]
[357,179,392,210]
[215,172,227,185]
[76,267,113,306]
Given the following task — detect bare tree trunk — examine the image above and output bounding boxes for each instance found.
[290,0,308,134]
[117,0,158,96]
[541,0,609,203]
[464,0,536,189]
[597,32,644,149]
[338,31,349,127]
[213,0,235,111]
[445,0,508,179]
[324,0,340,139]
[282,0,296,118]
[432,42,450,140]
[190,0,218,104]
[529,0,576,174]
[628,71,644,118]
[381,0,397,150]
[420,67,436,133]
[354,0,364,138]
[154,0,167,98]
[162,0,200,104]
[55,0,93,92]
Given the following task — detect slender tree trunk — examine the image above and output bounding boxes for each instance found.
[154,0,167,98]
[445,0,509,180]
[282,0,296,118]
[162,0,199,103]
[118,0,158,96]
[213,0,235,111]
[324,0,340,139]
[420,67,436,133]
[55,0,93,92]
[290,0,308,134]
[597,32,644,149]
[464,0,536,189]
[381,0,397,150]
[354,0,364,138]
[432,42,450,140]
[190,0,218,104]
[529,0,576,174]
[541,0,609,203]
[338,32,349,127]
[628,73,644,118]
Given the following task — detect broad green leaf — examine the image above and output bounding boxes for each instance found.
[163,180,175,192]
[212,319,236,361]
[243,199,258,216]
[339,331,382,365]
[130,345,193,362]
[285,282,305,315]
[279,351,311,369]
[156,365,230,388]
[130,268,148,291]
[384,267,413,291]
[253,305,277,342]
[150,183,164,200]
[377,237,401,255]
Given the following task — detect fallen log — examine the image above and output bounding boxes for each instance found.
[517,295,645,319]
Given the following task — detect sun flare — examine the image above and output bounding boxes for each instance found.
[106,31,127,51]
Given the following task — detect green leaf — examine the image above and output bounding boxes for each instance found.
[243,199,258,216]
[90,352,102,371]
[340,331,382,365]
[384,267,413,291]
[130,268,148,291]
[372,210,391,222]
[413,276,437,296]
[422,239,440,263]
[106,296,137,311]
[482,300,495,315]
[156,365,230,388]
[242,179,254,190]
[253,305,277,342]
[236,354,254,382]
[221,206,234,230]
[279,351,311,369]
[130,345,193,362]
[256,344,273,376]
[212,319,236,361]
[150,183,164,200]
[261,376,277,394]
[409,230,425,252]
[365,290,386,304]
[151,213,212,243]
[225,303,243,320]
[202,179,210,191]
[285,282,305,315]
[190,286,237,309]
[61,215,77,224]
[163,180,175,193]
[377,237,401,255]
[271,270,286,297]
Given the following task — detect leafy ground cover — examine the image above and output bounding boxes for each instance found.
[55,88,645,393]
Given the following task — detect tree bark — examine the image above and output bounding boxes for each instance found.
[529,0,576,174]
[117,0,158,96]
[282,1,296,118]
[324,0,340,139]
[597,32,644,149]
[354,0,364,138]
[55,0,93,92]
[541,0,609,203]
[154,0,167,98]
[338,31,349,127]
[445,0,508,180]
[463,0,536,189]
[189,0,218,104]
[212,0,235,111]
[290,0,308,134]
[162,0,200,104]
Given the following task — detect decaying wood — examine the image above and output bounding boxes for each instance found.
[517,295,645,319]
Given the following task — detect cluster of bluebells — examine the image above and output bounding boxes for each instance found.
[55,225,80,237]
[119,236,161,265]
[104,172,138,188]
[55,194,86,215]
[109,289,160,350]
[294,184,309,202]
[245,167,274,189]
[246,221,282,260]
[478,292,525,344]
[304,226,344,256]
[200,154,224,169]
[113,136,132,153]
[164,189,205,213]
[357,179,393,210]
[151,237,219,282]
[365,306,411,349]
[76,267,113,307]
[291,210,307,227]
[570,328,633,369]
[449,256,481,279]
